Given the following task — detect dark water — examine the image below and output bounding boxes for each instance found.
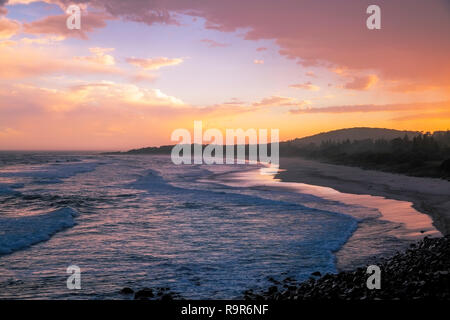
[0,153,433,299]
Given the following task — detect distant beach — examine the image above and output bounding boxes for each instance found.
[277,157,450,236]
[210,158,443,272]
[239,157,450,300]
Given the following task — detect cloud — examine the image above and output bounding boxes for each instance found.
[2,82,304,149]
[289,82,320,91]
[0,81,190,150]
[51,0,449,89]
[386,82,443,93]
[200,39,229,48]
[391,111,450,121]
[0,81,185,121]
[130,71,157,83]
[75,47,116,66]
[0,17,20,39]
[251,95,308,108]
[126,56,183,70]
[222,97,246,105]
[22,12,112,39]
[5,0,49,4]
[289,101,450,114]
[0,44,165,84]
[343,75,378,90]
[253,59,264,64]
[256,47,267,52]
[66,82,185,107]
[0,39,16,46]
[19,35,65,44]
[0,45,120,79]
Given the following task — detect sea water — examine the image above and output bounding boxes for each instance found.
[0,153,438,299]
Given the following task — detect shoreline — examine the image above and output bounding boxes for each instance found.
[244,235,450,300]
[211,159,442,271]
[245,157,450,300]
[276,157,450,236]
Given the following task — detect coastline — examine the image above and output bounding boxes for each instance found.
[241,158,450,300]
[276,157,450,236]
[244,235,450,300]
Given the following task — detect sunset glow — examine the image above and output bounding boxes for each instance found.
[0,0,449,150]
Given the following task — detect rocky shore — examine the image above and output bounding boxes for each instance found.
[243,235,450,300]
[119,286,183,300]
[119,236,449,300]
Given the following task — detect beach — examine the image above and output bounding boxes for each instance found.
[276,157,450,236]
[245,235,450,300]
[239,157,450,300]
[1,153,449,300]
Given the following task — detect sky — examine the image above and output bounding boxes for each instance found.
[0,0,449,150]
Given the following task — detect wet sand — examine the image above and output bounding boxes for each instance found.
[276,157,450,236]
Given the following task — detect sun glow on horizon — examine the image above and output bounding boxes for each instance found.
[0,0,449,150]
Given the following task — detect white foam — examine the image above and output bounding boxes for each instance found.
[0,207,77,255]
[0,161,99,183]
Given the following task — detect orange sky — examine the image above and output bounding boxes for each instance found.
[0,0,449,150]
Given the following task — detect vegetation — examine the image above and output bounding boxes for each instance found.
[280,131,450,179]
[110,128,450,180]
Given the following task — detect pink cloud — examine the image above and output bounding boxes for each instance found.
[0,82,298,149]
[75,47,116,65]
[51,0,449,88]
[0,16,20,39]
[126,57,184,70]
[289,101,450,114]
[0,45,120,79]
[289,82,320,91]
[0,82,189,150]
[251,95,307,107]
[343,75,378,90]
[391,111,450,121]
[130,71,157,83]
[200,39,229,48]
[23,12,113,39]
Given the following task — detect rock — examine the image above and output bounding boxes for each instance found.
[134,288,154,300]
[120,287,134,294]
[268,277,281,285]
[267,286,278,294]
[311,271,322,277]
[161,293,173,301]
[242,235,450,300]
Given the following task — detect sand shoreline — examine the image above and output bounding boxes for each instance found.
[276,157,450,236]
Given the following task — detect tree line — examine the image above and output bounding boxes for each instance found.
[279,131,450,179]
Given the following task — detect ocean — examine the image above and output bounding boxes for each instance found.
[0,152,439,299]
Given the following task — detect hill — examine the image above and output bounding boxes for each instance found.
[108,127,450,180]
[289,127,420,147]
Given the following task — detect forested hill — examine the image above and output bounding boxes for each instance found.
[288,127,421,147]
[281,130,450,179]
[108,128,450,179]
